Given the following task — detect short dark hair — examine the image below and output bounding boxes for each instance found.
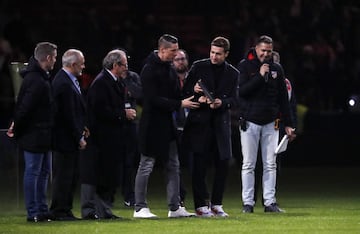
[211,36,230,52]
[158,34,178,48]
[256,35,273,45]
[34,42,57,62]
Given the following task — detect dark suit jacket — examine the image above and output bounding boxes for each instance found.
[85,69,127,187]
[182,59,239,160]
[52,69,86,153]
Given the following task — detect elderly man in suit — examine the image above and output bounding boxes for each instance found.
[50,49,87,221]
[84,49,136,219]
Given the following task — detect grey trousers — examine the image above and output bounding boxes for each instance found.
[134,141,180,211]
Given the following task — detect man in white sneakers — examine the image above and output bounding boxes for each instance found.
[133,34,199,219]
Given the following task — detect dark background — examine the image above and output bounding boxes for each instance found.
[0,0,360,167]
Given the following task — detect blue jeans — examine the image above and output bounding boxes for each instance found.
[240,121,279,206]
[23,150,52,218]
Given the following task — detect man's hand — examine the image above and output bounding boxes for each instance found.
[6,121,14,138]
[181,96,200,109]
[79,137,87,150]
[285,126,296,142]
[83,126,90,138]
[125,108,137,120]
[209,98,222,109]
[194,82,202,93]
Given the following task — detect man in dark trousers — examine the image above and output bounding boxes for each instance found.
[50,49,87,221]
[133,34,199,219]
[84,49,136,219]
[182,36,239,217]
[119,69,142,207]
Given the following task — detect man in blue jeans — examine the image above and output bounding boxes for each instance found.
[12,42,58,222]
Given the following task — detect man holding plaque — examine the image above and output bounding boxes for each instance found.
[182,36,239,217]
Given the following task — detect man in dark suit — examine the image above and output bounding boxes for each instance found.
[50,49,87,221]
[84,49,136,219]
[182,36,239,217]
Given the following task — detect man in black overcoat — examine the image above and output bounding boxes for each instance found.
[82,49,136,219]
[182,36,239,217]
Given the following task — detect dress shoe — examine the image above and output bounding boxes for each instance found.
[264,203,285,213]
[53,214,80,221]
[82,212,100,220]
[26,214,51,222]
[103,214,121,220]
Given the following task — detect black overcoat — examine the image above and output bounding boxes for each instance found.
[182,59,239,160]
[84,69,126,186]
[138,51,182,160]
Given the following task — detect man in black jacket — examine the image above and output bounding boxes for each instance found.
[182,36,239,217]
[134,34,199,219]
[13,42,57,222]
[119,69,142,207]
[84,49,136,219]
[237,35,295,213]
[50,49,87,221]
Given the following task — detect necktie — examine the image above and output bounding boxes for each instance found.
[75,79,81,94]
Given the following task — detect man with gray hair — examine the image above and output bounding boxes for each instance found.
[50,49,87,221]
[84,49,136,219]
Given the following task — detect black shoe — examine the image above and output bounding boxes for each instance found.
[242,204,254,213]
[82,212,100,220]
[51,211,81,221]
[26,214,51,222]
[264,203,285,213]
[104,214,121,220]
[53,214,80,221]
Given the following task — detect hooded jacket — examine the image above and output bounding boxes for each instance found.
[13,57,53,152]
[237,48,294,127]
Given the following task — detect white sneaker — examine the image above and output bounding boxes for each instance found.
[195,206,214,217]
[211,205,229,217]
[133,208,158,219]
[168,206,196,218]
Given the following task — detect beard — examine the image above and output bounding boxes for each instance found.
[175,66,187,74]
